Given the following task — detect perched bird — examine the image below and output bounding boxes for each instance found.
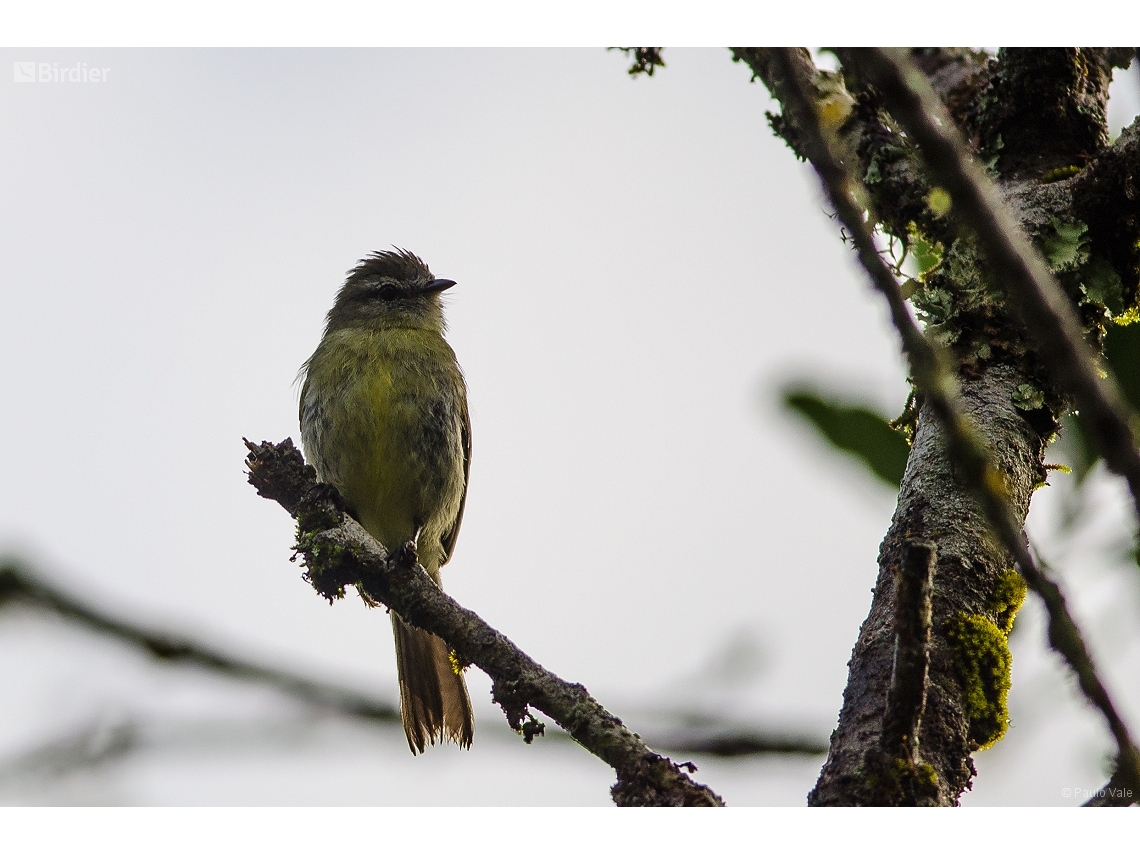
[299,248,474,753]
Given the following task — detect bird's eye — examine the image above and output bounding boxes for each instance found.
[377,284,400,300]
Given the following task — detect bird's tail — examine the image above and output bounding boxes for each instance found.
[391,612,474,753]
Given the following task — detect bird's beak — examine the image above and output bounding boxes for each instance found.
[421,278,456,294]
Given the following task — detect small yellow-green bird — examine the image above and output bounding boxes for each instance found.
[299,248,474,753]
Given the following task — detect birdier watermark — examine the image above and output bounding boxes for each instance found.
[13,62,110,83]
[1061,785,1133,800]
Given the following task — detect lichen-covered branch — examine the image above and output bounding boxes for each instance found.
[846,48,1140,522]
[768,46,1140,805]
[730,47,949,246]
[243,438,723,807]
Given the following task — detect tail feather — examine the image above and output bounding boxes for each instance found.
[392,613,474,753]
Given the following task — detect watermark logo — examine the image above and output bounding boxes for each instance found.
[1061,785,1133,800]
[13,62,110,83]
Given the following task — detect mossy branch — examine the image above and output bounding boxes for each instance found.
[730,47,947,246]
[845,47,1140,523]
[243,437,724,807]
[768,47,1140,805]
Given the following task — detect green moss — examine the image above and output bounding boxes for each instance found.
[947,612,1014,749]
[915,761,938,790]
[847,752,942,806]
[1041,165,1082,183]
[989,568,1028,634]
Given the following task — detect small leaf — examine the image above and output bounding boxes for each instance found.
[783,388,911,488]
[910,233,943,275]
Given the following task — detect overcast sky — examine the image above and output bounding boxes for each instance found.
[2,47,1138,806]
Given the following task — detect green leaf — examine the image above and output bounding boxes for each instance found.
[783,389,911,488]
[910,234,943,275]
[1104,320,1140,412]
[1048,324,1139,488]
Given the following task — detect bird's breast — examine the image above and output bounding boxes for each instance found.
[300,328,467,567]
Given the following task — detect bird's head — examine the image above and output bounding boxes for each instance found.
[325,248,455,333]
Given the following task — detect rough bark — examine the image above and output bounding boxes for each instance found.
[735,46,1140,804]
[812,48,1140,805]
[810,366,1045,804]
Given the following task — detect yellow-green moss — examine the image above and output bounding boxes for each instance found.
[915,761,938,790]
[989,568,1028,634]
[947,613,1014,749]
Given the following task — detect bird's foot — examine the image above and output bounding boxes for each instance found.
[389,539,419,569]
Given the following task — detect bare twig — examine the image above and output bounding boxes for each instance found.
[651,729,827,758]
[244,438,724,806]
[1,558,825,765]
[770,46,1140,803]
[0,559,400,722]
[880,540,936,762]
[845,48,1140,523]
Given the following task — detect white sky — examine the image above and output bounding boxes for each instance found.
[1,47,1138,807]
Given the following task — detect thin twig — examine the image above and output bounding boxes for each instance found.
[244,438,724,806]
[770,47,1140,804]
[0,560,400,722]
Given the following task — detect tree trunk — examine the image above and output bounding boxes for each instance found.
[810,364,1045,804]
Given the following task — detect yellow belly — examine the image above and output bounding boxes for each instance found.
[299,327,467,576]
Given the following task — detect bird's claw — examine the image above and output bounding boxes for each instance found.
[390,540,419,568]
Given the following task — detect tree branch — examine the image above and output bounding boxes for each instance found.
[769,47,1140,805]
[243,438,724,807]
[906,48,990,108]
[0,559,399,723]
[1084,766,1139,807]
[845,47,1140,523]
[1,557,827,767]
[730,47,947,246]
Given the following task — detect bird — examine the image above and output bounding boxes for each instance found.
[298,248,474,753]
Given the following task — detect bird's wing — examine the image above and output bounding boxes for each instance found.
[440,395,471,567]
